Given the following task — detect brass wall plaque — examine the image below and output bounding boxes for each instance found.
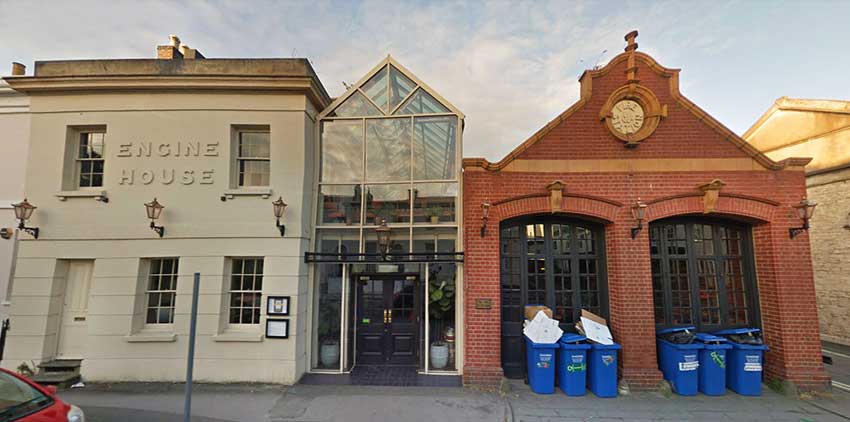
[475,298,492,309]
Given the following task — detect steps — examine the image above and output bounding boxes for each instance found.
[32,359,81,387]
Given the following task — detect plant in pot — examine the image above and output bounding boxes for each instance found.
[317,304,341,368]
[428,279,455,369]
[425,205,443,224]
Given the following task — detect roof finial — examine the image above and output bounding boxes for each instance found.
[624,30,638,52]
[624,30,640,85]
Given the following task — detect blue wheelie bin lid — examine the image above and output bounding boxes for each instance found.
[694,333,732,349]
[560,334,587,343]
[525,335,560,349]
[694,333,727,343]
[657,326,696,335]
[560,334,591,350]
[712,328,768,351]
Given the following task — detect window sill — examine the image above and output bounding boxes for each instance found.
[55,190,108,202]
[222,188,272,200]
[125,332,177,343]
[212,331,264,343]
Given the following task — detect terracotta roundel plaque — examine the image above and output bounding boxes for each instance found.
[611,100,645,135]
[600,85,667,147]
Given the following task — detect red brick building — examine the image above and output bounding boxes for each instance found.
[461,31,830,391]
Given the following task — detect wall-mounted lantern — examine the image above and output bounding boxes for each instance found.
[480,202,491,237]
[630,200,647,239]
[272,197,287,236]
[375,219,391,259]
[789,198,817,239]
[144,198,165,238]
[12,198,39,239]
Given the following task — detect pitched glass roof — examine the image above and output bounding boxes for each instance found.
[327,62,456,118]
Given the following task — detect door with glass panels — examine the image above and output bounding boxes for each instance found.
[650,219,759,332]
[499,218,608,378]
[355,275,419,365]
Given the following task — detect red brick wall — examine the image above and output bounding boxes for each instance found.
[461,53,829,391]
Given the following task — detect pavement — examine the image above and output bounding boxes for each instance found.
[57,378,850,422]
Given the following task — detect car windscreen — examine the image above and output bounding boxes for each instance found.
[0,372,53,420]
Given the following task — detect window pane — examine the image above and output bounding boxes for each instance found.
[413,183,457,223]
[396,89,450,115]
[365,184,411,224]
[319,184,362,225]
[413,116,457,180]
[239,160,270,187]
[79,134,90,158]
[361,67,389,112]
[388,65,416,112]
[314,264,342,369]
[228,258,263,325]
[321,120,364,182]
[333,91,382,117]
[239,132,270,158]
[366,118,411,181]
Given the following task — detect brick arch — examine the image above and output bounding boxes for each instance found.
[492,194,620,224]
[647,193,777,224]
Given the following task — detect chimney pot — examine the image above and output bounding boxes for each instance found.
[169,35,181,48]
[11,62,25,76]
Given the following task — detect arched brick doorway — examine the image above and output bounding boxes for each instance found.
[648,216,761,333]
[499,215,609,378]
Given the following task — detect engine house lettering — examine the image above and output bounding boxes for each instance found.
[115,141,218,185]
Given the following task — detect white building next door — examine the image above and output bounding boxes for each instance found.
[57,260,93,359]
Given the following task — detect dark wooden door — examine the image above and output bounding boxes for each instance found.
[356,276,419,365]
[499,218,609,379]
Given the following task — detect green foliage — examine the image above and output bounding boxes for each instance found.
[429,279,454,320]
[317,303,340,343]
[425,205,444,218]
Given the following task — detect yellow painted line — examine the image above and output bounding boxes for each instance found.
[824,349,850,359]
[833,381,850,392]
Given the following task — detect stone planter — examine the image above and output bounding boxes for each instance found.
[430,341,449,369]
[320,341,340,368]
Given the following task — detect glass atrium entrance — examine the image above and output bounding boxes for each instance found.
[308,57,464,376]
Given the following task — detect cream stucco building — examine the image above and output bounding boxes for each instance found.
[1,38,465,385]
[744,97,850,346]
[2,38,332,383]
[0,72,30,320]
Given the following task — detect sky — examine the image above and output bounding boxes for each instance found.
[1,0,849,161]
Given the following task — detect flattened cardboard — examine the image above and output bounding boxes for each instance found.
[525,305,553,320]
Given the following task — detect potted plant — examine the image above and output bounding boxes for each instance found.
[425,205,443,224]
[429,279,454,369]
[317,304,340,368]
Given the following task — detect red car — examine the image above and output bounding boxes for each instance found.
[0,368,84,421]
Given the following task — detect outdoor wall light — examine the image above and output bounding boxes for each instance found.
[144,198,165,238]
[789,198,817,239]
[272,197,287,236]
[843,212,850,230]
[376,219,391,258]
[12,198,39,239]
[630,200,647,239]
[480,202,491,237]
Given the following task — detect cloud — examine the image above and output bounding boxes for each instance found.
[2,1,848,161]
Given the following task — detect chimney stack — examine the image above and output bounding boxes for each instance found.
[11,62,26,76]
[179,44,205,60]
[157,35,183,60]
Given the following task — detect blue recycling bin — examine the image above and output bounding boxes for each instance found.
[714,328,769,396]
[587,342,621,398]
[525,336,559,394]
[656,327,703,396]
[557,334,591,396]
[694,333,732,396]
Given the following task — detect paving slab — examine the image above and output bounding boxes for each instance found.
[505,380,849,422]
